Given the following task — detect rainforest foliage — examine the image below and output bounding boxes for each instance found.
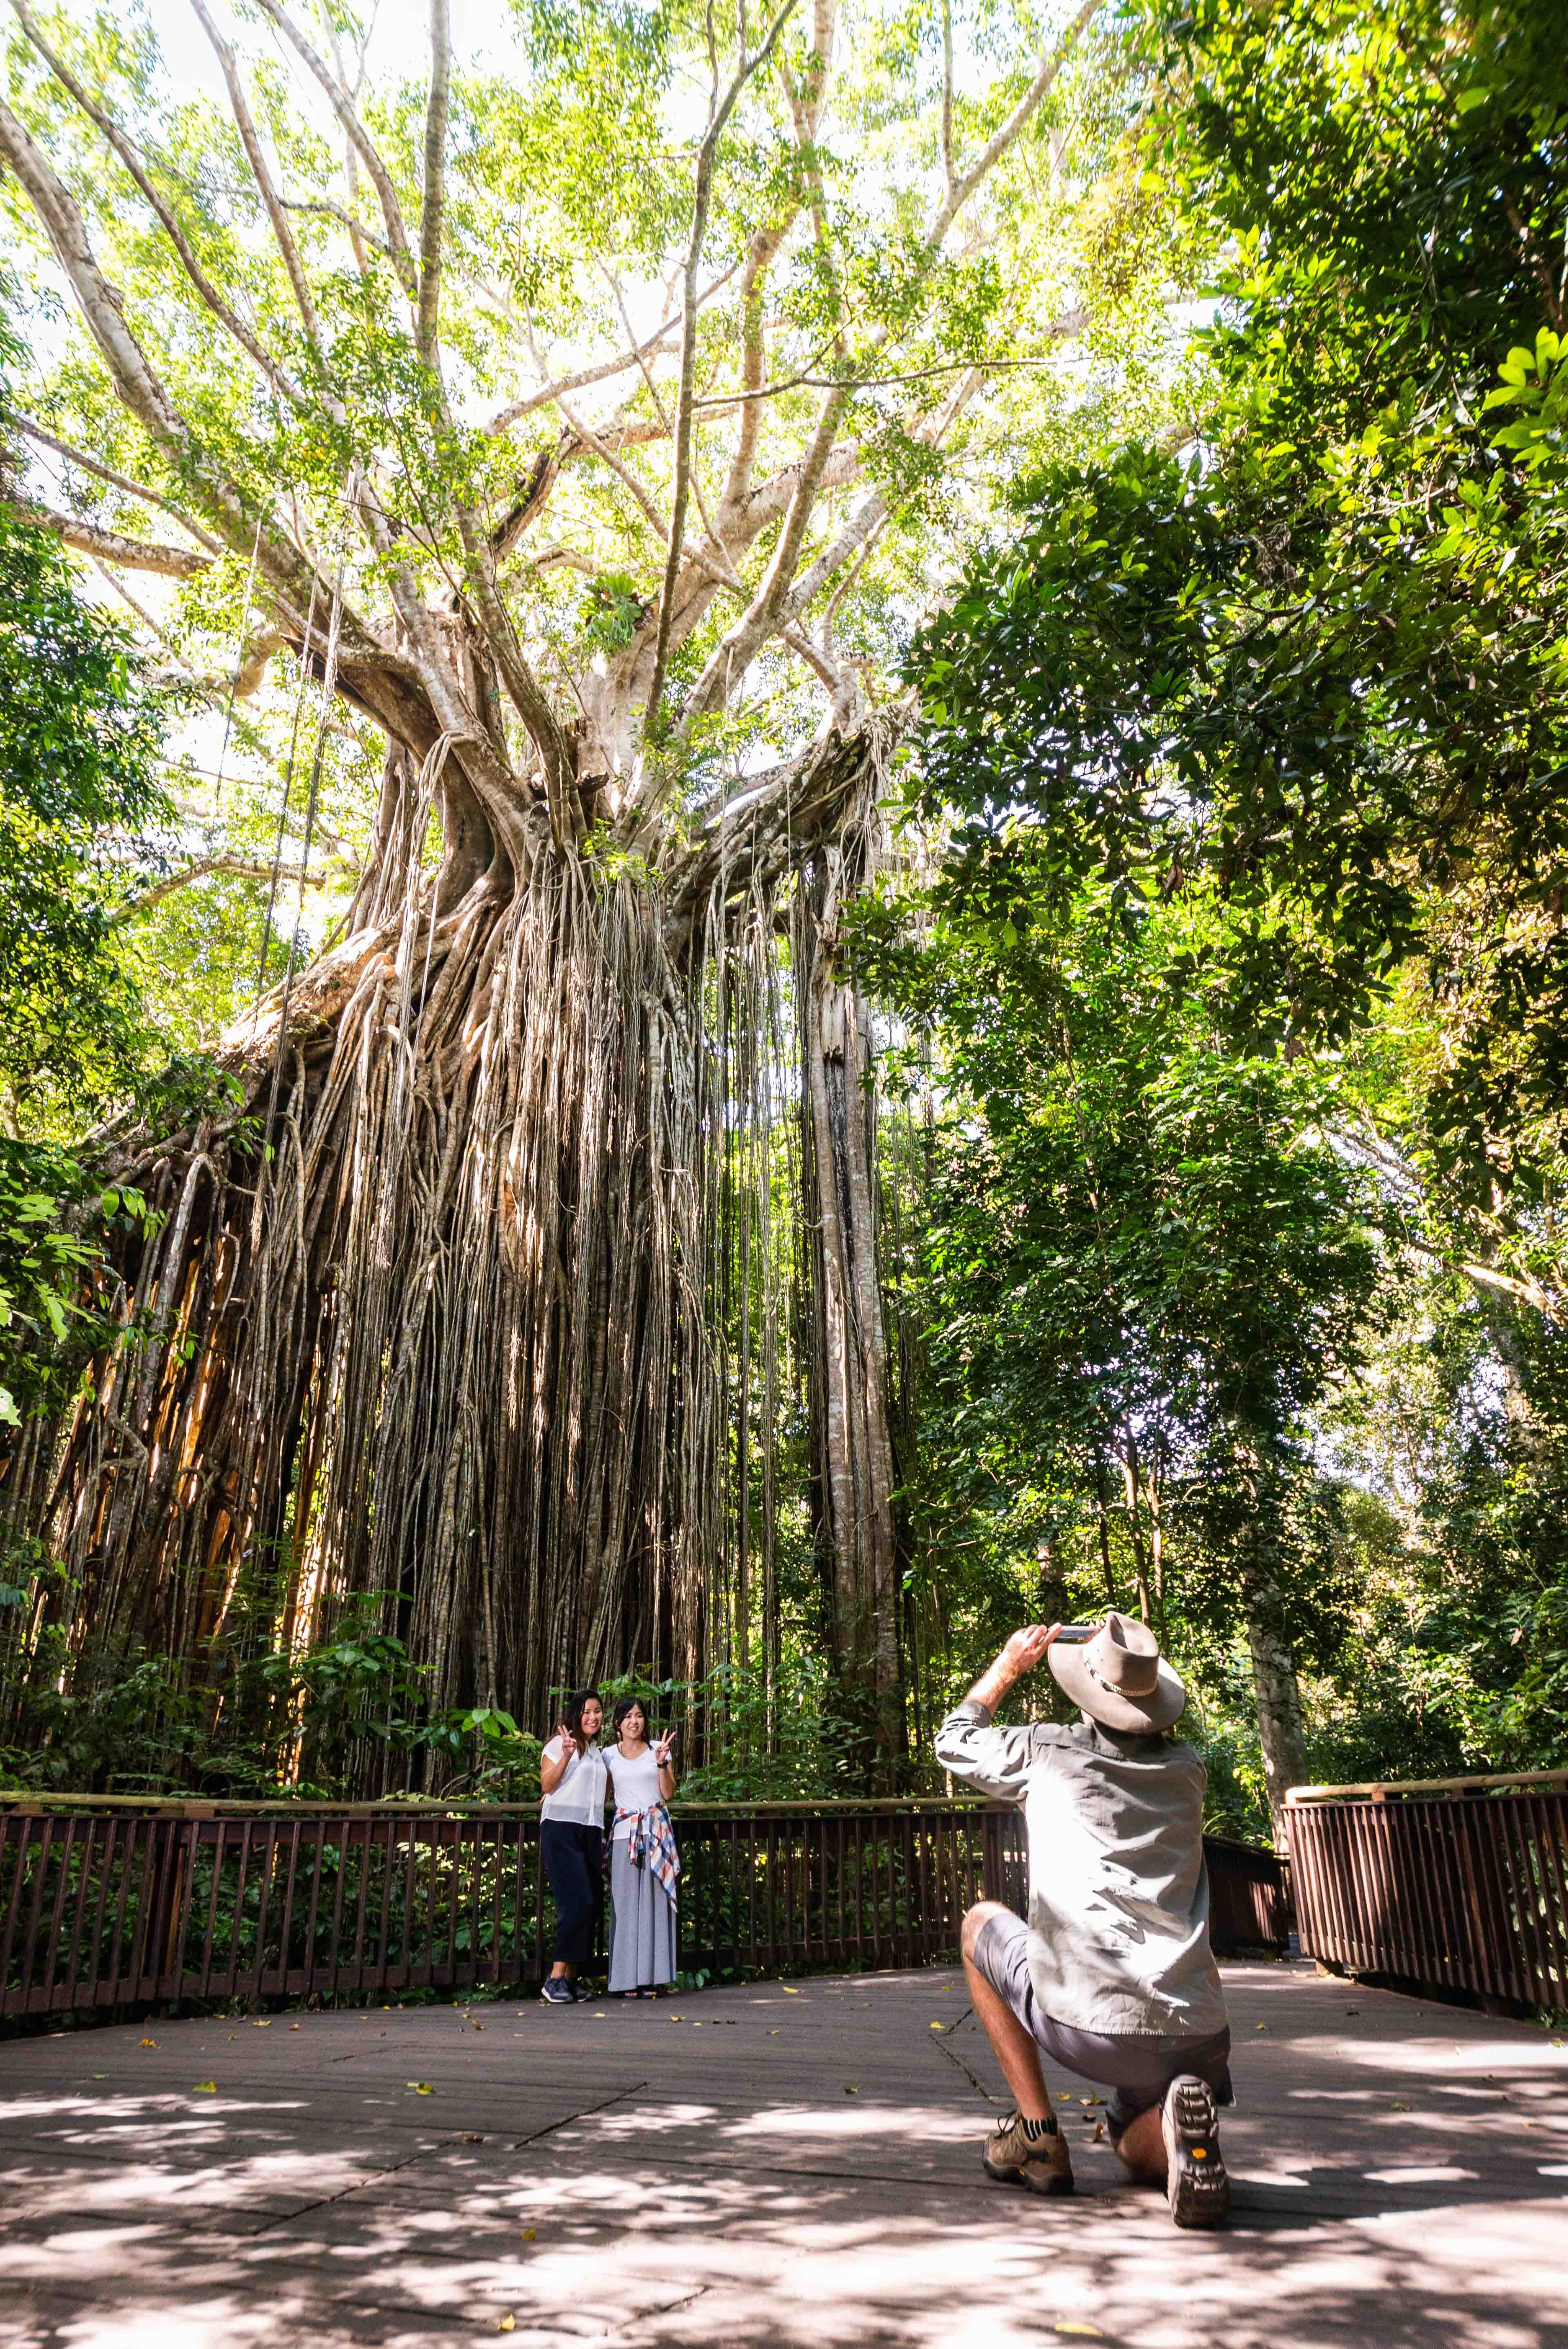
[0,0,1565,1835]
[896,0,1568,1828]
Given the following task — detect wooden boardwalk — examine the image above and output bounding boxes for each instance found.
[1,1960,1565,2348]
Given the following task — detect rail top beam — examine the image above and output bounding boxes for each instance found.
[0,1792,1004,1820]
[1288,1766,1568,1802]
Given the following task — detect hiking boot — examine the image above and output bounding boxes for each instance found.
[1161,2074,1230,2229]
[982,2110,1074,2196]
[540,1977,574,2005]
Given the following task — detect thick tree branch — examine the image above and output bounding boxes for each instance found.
[614,443,861,708]
[190,0,329,368]
[675,2,1102,735]
[8,495,208,576]
[227,627,288,697]
[0,98,328,630]
[110,852,337,927]
[252,0,420,301]
[940,0,955,203]
[416,0,450,363]
[321,13,374,276]
[11,0,307,409]
[7,413,223,551]
[675,380,854,731]
[646,0,799,722]
[710,4,835,544]
[926,0,1103,253]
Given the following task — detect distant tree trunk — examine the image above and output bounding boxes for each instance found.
[1244,1573,1309,1853]
[798,868,902,1773]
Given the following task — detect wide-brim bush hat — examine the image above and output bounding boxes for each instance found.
[1048,1610,1186,1732]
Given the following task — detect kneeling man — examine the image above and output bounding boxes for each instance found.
[937,1615,1232,2228]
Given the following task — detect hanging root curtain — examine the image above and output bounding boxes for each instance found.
[1,720,899,1779]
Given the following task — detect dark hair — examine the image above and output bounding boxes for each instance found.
[612,1694,651,1742]
[563,1688,602,1752]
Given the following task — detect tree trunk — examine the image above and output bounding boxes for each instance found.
[798,874,902,1773]
[1244,1575,1309,1853]
[5,722,889,1780]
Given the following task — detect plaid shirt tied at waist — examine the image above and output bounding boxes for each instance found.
[610,1802,681,1907]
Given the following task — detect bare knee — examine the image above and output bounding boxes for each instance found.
[960,1900,1009,1964]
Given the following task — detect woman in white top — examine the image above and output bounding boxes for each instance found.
[604,1697,678,1996]
[538,1689,609,2004]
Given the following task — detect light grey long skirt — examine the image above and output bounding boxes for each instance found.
[606,1839,677,1992]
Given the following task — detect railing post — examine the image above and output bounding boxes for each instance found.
[980,1807,1007,1906]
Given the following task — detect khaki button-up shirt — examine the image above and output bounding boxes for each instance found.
[936,1700,1228,2038]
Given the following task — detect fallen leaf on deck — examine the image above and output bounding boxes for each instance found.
[844,2086,858,2095]
[782,1987,799,1995]
[290,2023,300,2031]
[253,2020,270,2028]
[768,2029,780,2035]
[463,2134,485,2143]
[930,2023,944,2032]
[193,2082,217,2094]
[1255,2023,1269,2032]
[1093,2121,1106,2142]
[139,2039,156,2048]
[407,2081,434,2094]
[1390,2102,1411,2112]
[1054,2324,1103,2337]
[521,2229,536,2242]
[498,2316,516,2333]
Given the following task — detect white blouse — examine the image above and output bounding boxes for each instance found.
[604,1743,668,1841]
[539,1736,609,1827]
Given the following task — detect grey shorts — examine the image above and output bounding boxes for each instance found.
[973,1908,1233,2133]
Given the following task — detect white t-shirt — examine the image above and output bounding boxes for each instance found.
[604,1743,667,1841]
[539,1736,609,1827]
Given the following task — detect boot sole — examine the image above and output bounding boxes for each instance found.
[1162,2075,1230,2229]
[982,2153,1075,2196]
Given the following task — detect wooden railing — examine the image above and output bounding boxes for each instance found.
[1288,1770,1568,2011]
[1,1793,1287,2020]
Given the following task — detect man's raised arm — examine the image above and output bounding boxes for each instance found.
[933,1624,1063,1801]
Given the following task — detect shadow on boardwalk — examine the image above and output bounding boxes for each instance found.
[1,1960,1565,2348]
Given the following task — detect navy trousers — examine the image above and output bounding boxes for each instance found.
[541,1820,604,1966]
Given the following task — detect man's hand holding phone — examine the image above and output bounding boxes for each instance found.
[1003,1623,1063,1677]
[964,1621,1069,1715]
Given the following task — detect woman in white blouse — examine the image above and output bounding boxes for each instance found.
[537,1689,609,2004]
[604,1697,679,1997]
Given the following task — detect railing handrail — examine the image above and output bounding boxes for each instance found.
[1,1791,1007,1820]
[1287,1767,1568,1803]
